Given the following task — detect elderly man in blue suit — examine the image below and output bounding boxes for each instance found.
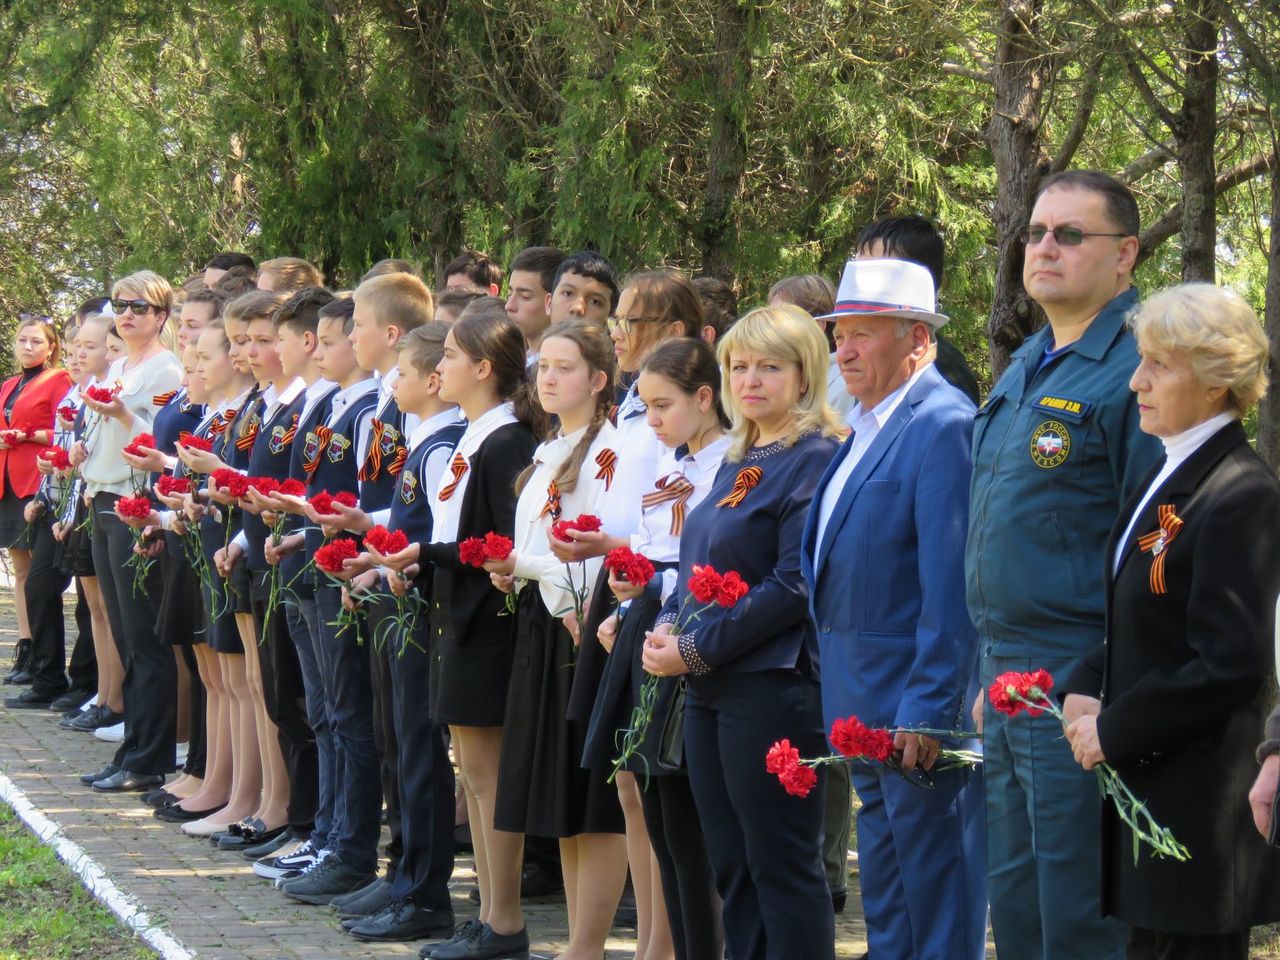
[802,258,986,960]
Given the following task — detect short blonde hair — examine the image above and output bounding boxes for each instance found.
[353,272,434,333]
[716,304,845,461]
[111,270,174,314]
[259,257,324,292]
[1130,283,1269,417]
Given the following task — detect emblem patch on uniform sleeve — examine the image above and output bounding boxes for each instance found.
[1030,420,1071,468]
[326,433,352,463]
[399,469,417,504]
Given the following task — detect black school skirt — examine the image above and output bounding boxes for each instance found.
[493,587,624,838]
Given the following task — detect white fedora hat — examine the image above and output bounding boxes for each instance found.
[815,258,949,328]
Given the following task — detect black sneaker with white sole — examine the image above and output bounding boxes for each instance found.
[280,856,374,905]
[253,839,322,881]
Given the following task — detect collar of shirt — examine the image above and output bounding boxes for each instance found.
[618,382,646,420]
[328,377,379,418]
[1161,411,1233,468]
[534,422,589,469]
[409,407,465,449]
[299,379,337,421]
[455,402,518,458]
[678,434,732,480]
[847,364,929,437]
[377,367,398,405]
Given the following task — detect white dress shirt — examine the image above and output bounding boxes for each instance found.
[815,364,928,549]
[1112,412,1233,573]
[430,402,518,543]
[598,382,666,537]
[512,420,618,616]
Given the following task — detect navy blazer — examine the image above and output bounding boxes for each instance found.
[802,365,979,735]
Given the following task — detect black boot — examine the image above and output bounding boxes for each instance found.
[3,639,33,685]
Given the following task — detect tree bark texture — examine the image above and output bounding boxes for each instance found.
[1173,0,1220,283]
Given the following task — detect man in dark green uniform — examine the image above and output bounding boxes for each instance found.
[967,170,1163,960]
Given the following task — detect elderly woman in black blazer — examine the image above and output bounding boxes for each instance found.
[1062,283,1280,960]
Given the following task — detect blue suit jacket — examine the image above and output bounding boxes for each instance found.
[802,364,979,737]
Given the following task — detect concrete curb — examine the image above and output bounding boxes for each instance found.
[0,769,196,960]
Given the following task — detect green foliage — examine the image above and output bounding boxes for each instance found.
[0,0,1272,396]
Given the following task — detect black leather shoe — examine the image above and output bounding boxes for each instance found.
[93,770,165,792]
[347,900,455,942]
[155,803,224,823]
[832,889,848,914]
[5,688,57,709]
[519,862,562,899]
[335,876,392,919]
[49,688,93,713]
[80,762,120,786]
[4,667,33,686]
[427,921,529,959]
[281,857,375,905]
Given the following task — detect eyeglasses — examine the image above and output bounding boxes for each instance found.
[112,298,158,315]
[1020,226,1129,247]
[606,315,666,335]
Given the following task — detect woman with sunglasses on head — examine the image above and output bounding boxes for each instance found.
[0,314,72,691]
[72,272,183,793]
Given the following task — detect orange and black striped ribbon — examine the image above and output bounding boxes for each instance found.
[153,389,178,407]
[277,413,299,448]
[716,466,762,508]
[607,403,619,427]
[642,475,696,535]
[387,445,408,476]
[234,419,260,452]
[360,419,388,482]
[209,418,229,436]
[594,448,617,490]
[303,425,333,479]
[1137,504,1184,596]
[178,430,201,445]
[437,453,468,501]
[540,479,562,521]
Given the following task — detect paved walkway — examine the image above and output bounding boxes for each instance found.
[0,592,874,959]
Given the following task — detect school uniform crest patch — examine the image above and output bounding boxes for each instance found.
[326,433,352,463]
[399,469,418,504]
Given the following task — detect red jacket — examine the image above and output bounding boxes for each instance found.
[0,368,73,499]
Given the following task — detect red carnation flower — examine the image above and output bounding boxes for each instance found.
[247,476,280,496]
[115,495,153,519]
[459,537,487,567]
[278,478,306,497]
[210,468,250,498]
[716,570,749,607]
[309,489,358,516]
[177,434,214,452]
[989,669,1055,718]
[550,519,573,542]
[483,531,514,561]
[123,433,155,457]
[765,738,818,798]
[364,526,409,554]
[574,513,602,533]
[314,538,359,574]
[57,404,77,422]
[83,385,120,403]
[688,565,724,604]
[605,547,656,587]
[829,716,895,762]
[39,447,71,471]
[155,475,191,496]
[0,429,22,445]
[550,513,603,542]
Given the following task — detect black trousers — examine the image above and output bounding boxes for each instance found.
[249,568,316,835]
[386,623,454,911]
[91,494,175,775]
[684,670,835,960]
[368,597,403,882]
[639,774,725,960]
[1127,927,1249,960]
[25,518,72,697]
[68,580,97,693]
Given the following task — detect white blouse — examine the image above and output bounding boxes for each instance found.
[512,420,619,616]
[430,402,518,543]
[633,435,732,603]
[81,352,183,497]
[597,382,665,538]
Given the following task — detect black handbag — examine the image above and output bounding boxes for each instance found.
[655,678,687,772]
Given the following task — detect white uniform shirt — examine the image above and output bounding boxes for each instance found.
[429,402,518,543]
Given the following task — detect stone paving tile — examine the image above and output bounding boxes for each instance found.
[0,597,876,958]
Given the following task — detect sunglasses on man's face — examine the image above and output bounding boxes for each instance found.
[1019,225,1129,247]
[111,299,157,316]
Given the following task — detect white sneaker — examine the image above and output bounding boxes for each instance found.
[79,695,97,713]
[94,721,124,743]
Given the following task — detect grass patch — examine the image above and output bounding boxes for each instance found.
[0,806,153,960]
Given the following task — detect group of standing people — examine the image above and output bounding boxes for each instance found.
[1,168,1279,960]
